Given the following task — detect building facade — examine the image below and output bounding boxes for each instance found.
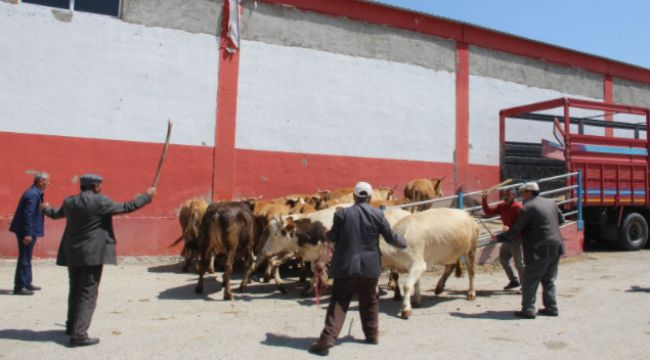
[1,0,649,257]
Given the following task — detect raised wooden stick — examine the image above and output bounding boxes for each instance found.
[485,178,513,194]
[152,119,173,188]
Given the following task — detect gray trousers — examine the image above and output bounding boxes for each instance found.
[500,240,524,282]
[67,265,103,340]
[521,256,559,313]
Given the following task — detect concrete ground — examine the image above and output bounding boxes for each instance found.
[1,250,649,360]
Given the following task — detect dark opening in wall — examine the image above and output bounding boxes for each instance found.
[23,0,121,17]
[23,0,68,9]
[75,0,120,17]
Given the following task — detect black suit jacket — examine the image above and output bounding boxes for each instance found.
[45,191,152,266]
[328,202,406,279]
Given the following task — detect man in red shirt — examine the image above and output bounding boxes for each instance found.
[482,188,524,290]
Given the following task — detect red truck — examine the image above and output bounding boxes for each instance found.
[499,98,650,250]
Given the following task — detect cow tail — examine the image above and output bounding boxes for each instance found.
[454,258,463,278]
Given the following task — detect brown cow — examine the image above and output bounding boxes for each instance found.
[403,177,445,212]
[194,202,257,300]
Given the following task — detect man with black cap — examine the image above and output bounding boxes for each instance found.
[9,172,50,295]
[43,174,156,347]
[493,182,565,319]
[309,181,406,356]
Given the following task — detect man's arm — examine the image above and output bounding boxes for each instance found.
[378,216,407,249]
[327,210,344,243]
[497,207,529,242]
[556,204,566,225]
[21,193,39,237]
[481,196,500,216]
[100,188,156,216]
[43,204,65,219]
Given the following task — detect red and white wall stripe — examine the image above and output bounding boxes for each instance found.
[1,0,649,257]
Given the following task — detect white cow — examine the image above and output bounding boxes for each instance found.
[381,208,478,319]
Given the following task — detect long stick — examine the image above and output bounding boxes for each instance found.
[485,178,513,194]
[152,119,173,188]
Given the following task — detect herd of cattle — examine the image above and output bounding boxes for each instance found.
[173,178,480,319]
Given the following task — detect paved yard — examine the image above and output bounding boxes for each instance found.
[1,250,649,359]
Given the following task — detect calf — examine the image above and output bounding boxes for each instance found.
[194,202,257,300]
[173,198,209,272]
[403,178,444,212]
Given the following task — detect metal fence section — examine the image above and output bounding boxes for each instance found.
[388,171,583,248]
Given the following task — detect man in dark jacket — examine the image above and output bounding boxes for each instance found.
[9,172,50,295]
[44,174,156,347]
[309,182,406,356]
[495,182,565,319]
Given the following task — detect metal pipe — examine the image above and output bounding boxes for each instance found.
[540,185,578,196]
[388,194,458,210]
[555,198,577,206]
[563,210,578,217]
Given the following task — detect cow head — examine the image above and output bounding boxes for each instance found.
[262,216,298,256]
[432,177,445,197]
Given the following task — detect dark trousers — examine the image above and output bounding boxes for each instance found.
[14,236,36,290]
[320,277,379,344]
[521,256,559,313]
[67,265,103,339]
[499,240,524,282]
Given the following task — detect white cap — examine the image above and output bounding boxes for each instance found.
[519,182,539,192]
[353,181,373,198]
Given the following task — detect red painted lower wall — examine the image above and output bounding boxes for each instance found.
[3,132,562,258]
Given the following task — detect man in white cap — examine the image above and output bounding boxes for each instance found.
[493,182,565,319]
[44,173,156,347]
[9,172,50,295]
[309,181,406,356]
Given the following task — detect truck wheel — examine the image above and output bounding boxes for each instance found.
[618,213,648,251]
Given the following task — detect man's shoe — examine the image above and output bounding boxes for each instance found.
[503,280,520,290]
[26,284,41,291]
[69,337,100,347]
[537,308,559,317]
[13,288,34,296]
[364,337,378,345]
[514,310,536,319]
[308,339,333,356]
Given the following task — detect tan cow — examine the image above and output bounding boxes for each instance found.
[172,198,209,272]
[381,208,478,319]
[403,178,445,212]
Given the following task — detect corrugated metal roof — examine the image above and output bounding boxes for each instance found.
[364,0,650,72]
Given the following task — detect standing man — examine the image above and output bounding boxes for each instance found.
[494,182,565,319]
[309,181,406,356]
[482,188,524,290]
[43,174,156,347]
[9,172,50,295]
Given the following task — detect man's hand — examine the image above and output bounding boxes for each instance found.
[39,202,50,211]
[481,191,488,199]
[502,225,510,232]
[146,187,157,197]
[22,236,32,245]
[490,233,497,241]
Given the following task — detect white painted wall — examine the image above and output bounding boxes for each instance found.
[236,40,456,163]
[0,2,218,146]
[469,75,603,165]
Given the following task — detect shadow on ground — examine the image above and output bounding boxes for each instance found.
[449,310,519,321]
[147,263,187,274]
[261,333,357,351]
[626,285,650,293]
[0,289,15,295]
[0,329,68,346]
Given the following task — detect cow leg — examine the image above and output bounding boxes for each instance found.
[434,264,456,295]
[400,261,426,319]
[466,250,477,301]
[412,279,423,307]
[298,260,307,283]
[222,250,236,301]
[207,251,215,274]
[194,255,207,294]
[273,266,287,294]
[240,253,266,292]
[391,271,402,301]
